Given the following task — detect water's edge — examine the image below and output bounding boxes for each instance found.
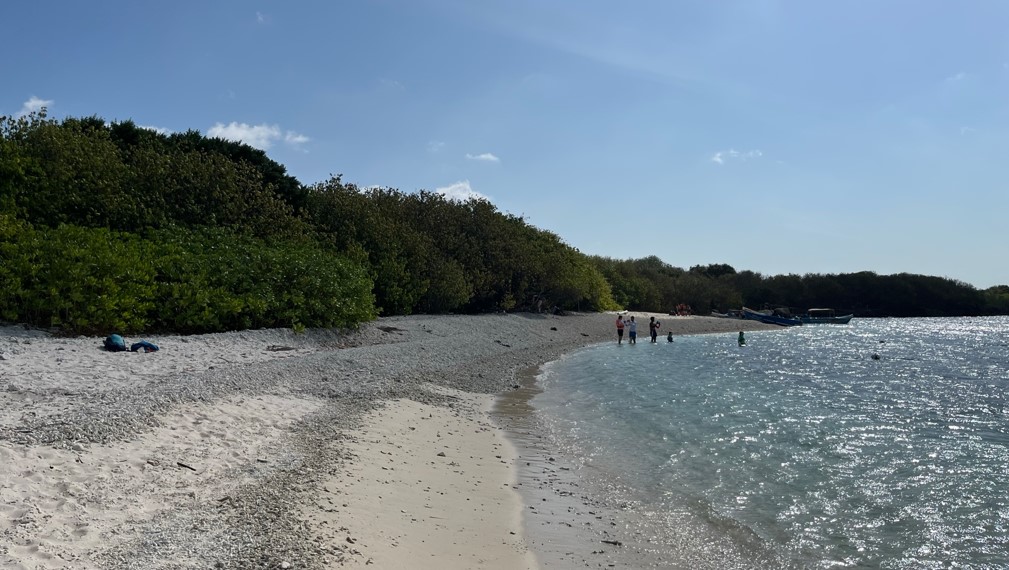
[492,364,654,568]
[492,345,799,570]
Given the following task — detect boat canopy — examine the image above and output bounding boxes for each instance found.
[807,308,836,316]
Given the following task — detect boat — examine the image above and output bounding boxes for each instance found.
[798,308,853,324]
[741,307,802,327]
[711,310,743,319]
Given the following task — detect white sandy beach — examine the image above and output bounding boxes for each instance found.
[0,313,776,569]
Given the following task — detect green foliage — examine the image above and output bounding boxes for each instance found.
[0,218,156,332]
[3,108,1002,335]
[306,180,616,315]
[147,228,376,333]
[1,112,308,239]
[984,286,1009,313]
[0,218,374,334]
[596,256,1001,318]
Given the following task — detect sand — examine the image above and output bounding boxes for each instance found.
[0,313,778,569]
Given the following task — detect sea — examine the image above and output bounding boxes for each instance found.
[522,316,1009,569]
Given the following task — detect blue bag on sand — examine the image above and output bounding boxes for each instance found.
[104,334,127,352]
[130,340,159,353]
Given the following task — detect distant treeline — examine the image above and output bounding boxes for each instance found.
[592,259,1009,318]
[1,111,1005,334]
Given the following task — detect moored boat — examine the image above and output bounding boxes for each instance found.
[710,309,743,319]
[741,307,802,327]
[798,308,853,324]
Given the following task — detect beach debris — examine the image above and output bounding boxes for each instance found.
[601,539,623,546]
[266,345,297,352]
[176,461,197,471]
[436,451,446,457]
[103,334,127,352]
[130,340,159,353]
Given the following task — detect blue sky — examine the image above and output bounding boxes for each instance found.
[4,1,1007,288]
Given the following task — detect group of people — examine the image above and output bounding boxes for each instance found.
[615,314,665,344]
[616,314,746,346]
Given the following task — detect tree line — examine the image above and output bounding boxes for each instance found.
[1,111,1004,334]
[592,258,1008,317]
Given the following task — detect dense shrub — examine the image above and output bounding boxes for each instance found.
[0,217,375,334]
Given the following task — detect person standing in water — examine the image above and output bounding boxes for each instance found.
[738,331,746,346]
[649,317,661,343]
[616,314,626,344]
[627,316,637,344]
[667,331,673,343]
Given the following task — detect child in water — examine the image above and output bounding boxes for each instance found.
[667,332,673,343]
[738,331,746,346]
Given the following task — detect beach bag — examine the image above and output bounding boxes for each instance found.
[104,334,127,352]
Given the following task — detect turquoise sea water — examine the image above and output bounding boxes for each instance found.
[532,317,1009,569]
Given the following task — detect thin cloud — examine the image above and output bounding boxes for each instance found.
[140,124,172,135]
[379,78,404,90]
[465,152,500,163]
[18,96,52,117]
[256,11,265,23]
[284,132,309,145]
[207,121,309,150]
[710,149,762,165]
[944,72,967,83]
[435,180,490,202]
[427,140,445,153]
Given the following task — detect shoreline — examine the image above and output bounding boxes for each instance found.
[0,313,779,568]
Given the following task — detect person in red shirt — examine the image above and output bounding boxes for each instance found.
[616,314,626,344]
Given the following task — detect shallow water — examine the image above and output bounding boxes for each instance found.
[530,316,1009,569]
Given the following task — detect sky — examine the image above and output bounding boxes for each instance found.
[3,1,1007,289]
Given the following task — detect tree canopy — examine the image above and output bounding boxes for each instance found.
[0,109,1004,334]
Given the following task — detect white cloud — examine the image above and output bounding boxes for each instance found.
[427,140,445,153]
[284,132,309,145]
[465,152,500,163]
[435,180,490,202]
[256,11,265,23]
[140,124,172,135]
[710,149,762,165]
[18,96,52,117]
[944,72,967,82]
[207,121,309,150]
